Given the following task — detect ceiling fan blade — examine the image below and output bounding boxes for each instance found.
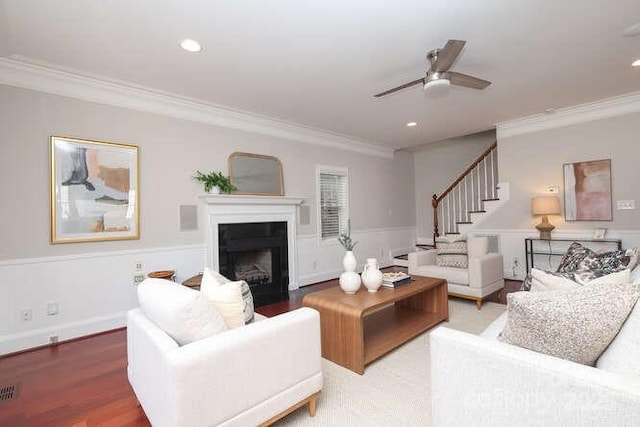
[374,77,424,98]
[449,71,491,90]
[431,39,466,72]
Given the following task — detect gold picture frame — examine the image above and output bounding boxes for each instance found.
[228,152,284,196]
[50,136,139,243]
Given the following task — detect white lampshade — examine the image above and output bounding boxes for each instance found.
[531,196,561,216]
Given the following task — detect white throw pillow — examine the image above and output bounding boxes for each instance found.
[201,268,255,324]
[529,268,630,292]
[201,268,245,329]
[137,278,227,346]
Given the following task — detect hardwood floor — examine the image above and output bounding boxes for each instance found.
[0,274,521,426]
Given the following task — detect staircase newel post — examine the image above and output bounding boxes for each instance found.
[432,194,439,243]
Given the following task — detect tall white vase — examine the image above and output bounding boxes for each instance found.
[361,258,383,292]
[340,251,360,294]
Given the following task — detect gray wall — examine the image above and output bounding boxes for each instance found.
[412,130,496,239]
[483,112,640,231]
[0,84,415,261]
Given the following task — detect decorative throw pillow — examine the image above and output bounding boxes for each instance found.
[556,241,596,273]
[498,282,639,365]
[577,248,635,276]
[528,268,631,292]
[137,278,228,346]
[201,268,246,329]
[201,267,255,324]
[436,236,468,268]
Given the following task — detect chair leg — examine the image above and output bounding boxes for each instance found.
[476,299,483,310]
[308,395,317,417]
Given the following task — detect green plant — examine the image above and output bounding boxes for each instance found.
[193,170,237,193]
[338,219,357,251]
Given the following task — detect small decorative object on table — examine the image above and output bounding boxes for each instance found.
[338,220,361,294]
[361,258,383,292]
[193,170,237,194]
[381,271,412,288]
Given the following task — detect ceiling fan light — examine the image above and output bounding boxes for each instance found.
[424,78,451,97]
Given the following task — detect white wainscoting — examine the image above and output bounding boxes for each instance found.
[0,245,205,355]
[0,226,416,354]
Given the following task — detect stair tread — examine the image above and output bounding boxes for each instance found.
[481,198,500,201]
[468,210,486,213]
[456,221,472,224]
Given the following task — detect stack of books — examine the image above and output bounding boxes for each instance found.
[381,272,412,288]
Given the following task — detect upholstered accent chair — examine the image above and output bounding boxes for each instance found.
[127,280,322,427]
[408,236,504,309]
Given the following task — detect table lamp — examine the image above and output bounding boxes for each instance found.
[532,196,561,239]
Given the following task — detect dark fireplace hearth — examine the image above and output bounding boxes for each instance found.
[218,222,289,307]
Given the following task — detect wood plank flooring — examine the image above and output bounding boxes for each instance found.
[0,275,521,426]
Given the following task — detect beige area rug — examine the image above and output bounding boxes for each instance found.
[275,299,506,426]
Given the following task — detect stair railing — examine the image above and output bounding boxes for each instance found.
[432,142,498,241]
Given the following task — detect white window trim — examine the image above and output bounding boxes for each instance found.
[315,165,349,246]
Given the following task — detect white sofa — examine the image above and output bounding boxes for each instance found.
[408,236,504,309]
[430,304,640,426]
[127,305,323,427]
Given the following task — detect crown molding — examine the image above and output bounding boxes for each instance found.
[0,57,394,159]
[497,91,640,139]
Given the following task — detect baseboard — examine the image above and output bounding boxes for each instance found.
[0,311,126,356]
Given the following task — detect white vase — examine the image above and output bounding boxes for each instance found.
[208,185,221,195]
[339,271,361,294]
[361,258,383,292]
[342,250,357,272]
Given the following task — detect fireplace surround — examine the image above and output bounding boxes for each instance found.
[200,195,303,306]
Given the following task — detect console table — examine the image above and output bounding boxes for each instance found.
[525,238,622,274]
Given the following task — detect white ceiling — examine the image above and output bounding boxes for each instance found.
[1,0,639,150]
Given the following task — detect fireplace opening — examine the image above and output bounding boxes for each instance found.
[218,222,289,307]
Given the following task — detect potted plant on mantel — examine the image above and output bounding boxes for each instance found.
[193,170,237,194]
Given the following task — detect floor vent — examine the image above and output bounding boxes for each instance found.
[0,384,17,402]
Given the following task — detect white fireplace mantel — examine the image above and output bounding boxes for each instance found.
[199,194,304,289]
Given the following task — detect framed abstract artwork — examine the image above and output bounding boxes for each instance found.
[50,136,139,243]
[563,159,612,221]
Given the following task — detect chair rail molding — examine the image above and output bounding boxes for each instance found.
[0,56,394,159]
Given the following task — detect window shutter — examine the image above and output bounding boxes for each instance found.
[319,171,348,239]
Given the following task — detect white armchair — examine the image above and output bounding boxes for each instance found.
[127,303,322,427]
[408,236,504,309]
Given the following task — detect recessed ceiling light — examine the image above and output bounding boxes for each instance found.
[623,22,640,37]
[632,59,640,67]
[180,39,202,52]
[406,122,417,127]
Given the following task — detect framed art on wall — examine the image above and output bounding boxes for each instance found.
[50,136,139,243]
[563,159,612,221]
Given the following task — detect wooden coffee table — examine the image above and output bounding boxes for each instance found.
[302,275,448,374]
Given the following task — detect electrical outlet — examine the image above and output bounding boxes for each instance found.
[21,308,32,322]
[135,261,143,270]
[134,274,145,284]
[312,261,317,270]
[49,335,59,345]
[513,257,520,267]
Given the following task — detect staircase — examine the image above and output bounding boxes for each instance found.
[431,142,507,240]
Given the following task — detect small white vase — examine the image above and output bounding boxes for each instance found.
[342,250,357,272]
[339,271,361,294]
[361,258,383,292]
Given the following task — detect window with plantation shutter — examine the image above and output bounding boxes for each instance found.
[316,166,349,240]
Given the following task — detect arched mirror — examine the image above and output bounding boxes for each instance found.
[228,152,284,196]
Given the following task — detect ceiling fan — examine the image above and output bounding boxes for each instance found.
[374,40,491,98]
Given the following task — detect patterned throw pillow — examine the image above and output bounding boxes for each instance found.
[436,236,468,268]
[577,249,633,276]
[556,242,596,273]
[498,282,639,365]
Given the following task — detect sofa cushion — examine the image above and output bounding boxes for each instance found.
[529,268,630,292]
[597,300,640,377]
[436,236,468,268]
[201,268,246,329]
[498,282,639,365]
[137,278,228,346]
[415,265,469,285]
